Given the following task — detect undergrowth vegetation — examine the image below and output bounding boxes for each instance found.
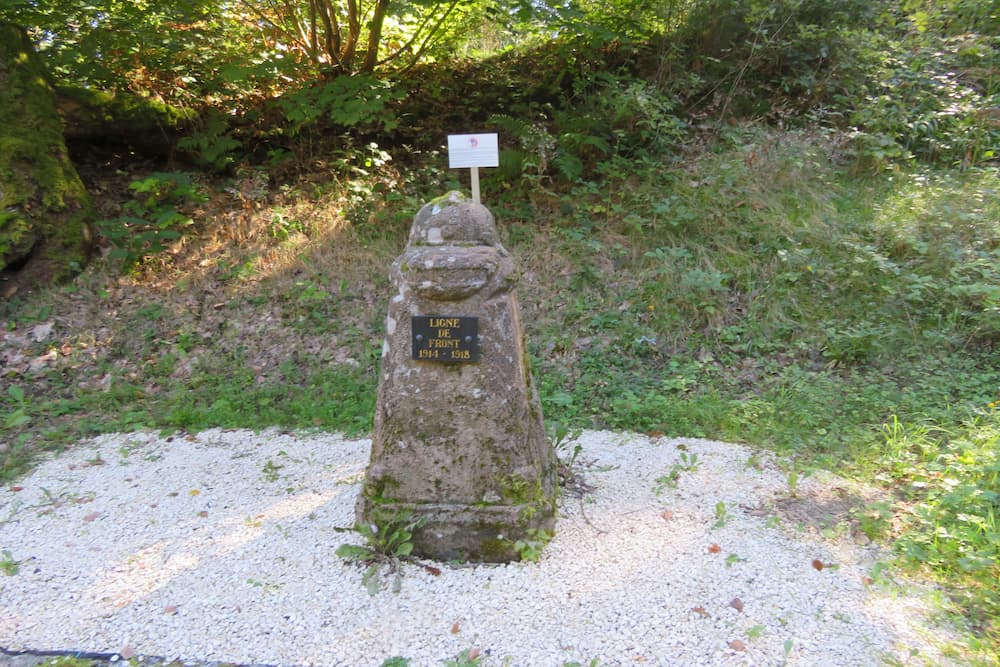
[2,0,999,661]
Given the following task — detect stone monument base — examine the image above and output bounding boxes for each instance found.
[357,192,557,562]
[361,501,556,563]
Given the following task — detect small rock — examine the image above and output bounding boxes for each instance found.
[30,322,54,342]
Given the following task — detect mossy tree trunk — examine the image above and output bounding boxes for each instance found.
[0,23,92,285]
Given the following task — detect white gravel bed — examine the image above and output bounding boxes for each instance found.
[0,429,958,666]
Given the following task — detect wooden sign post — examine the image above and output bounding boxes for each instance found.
[447,133,499,204]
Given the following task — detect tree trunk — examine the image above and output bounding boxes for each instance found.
[363,0,390,72]
[0,23,92,287]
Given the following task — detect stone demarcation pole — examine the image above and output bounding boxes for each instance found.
[357,192,557,562]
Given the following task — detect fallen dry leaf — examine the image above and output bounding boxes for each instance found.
[692,606,710,618]
[189,489,201,496]
[812,559,832,571]
[83,511,101,522]
[862,576,874,586]
[661,510,674,521]
[198,511,209,518]
[451,621,460,634]
[707,544,721,554]
[422,564,442,576]
[728,640,746,652]
[729,597,744,612]
[10,486,23,492]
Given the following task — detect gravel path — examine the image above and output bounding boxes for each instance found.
[0,429,959,666]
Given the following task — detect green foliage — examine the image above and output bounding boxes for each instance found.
[655,451,699,494]
[670,0,878,114]
[335,510,425,595]
[713,501,733,528]
[888,410,1000,642]
[512,528,553,562]
[278,76,403,137]
[5,1,258,107]
[852,501,894,541]
[38,659,94,667]
[162,364,375,437]
[442,649,483,667]
[527,0,684,42]
[95,172,206,270]
[379,658,411,667]
[178,113,243,172]
[0,550,19,576]
[550,421,583,468]
[5,385,31,429]
[664,0,998,169]
[489,71,686,187]
[847,29,1000,168]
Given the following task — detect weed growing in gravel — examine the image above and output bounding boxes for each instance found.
[442,648,483,666]
[512,528,553,563]
[0,549,19,575]
[261,458,283,482]
[713,502,733,529]
[655,451,700,494]
[379,658,411,667]
[335,510,425,595]
[551,421,583,468]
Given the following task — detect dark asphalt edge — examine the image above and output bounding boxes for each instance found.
[0,647,284,667]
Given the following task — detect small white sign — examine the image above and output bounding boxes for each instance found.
[448,133,499,169]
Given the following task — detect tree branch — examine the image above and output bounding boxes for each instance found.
[388,0,461,73]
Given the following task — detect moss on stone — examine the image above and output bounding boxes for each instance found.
[56,82,197,155]
[477,533,517,561]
